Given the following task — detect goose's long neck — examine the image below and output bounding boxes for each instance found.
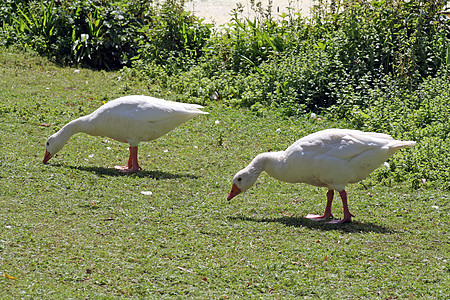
[249,151,285,180]
[55,116,90,144]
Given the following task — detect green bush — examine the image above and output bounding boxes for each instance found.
[133,0,212,74]
[0,0,142,68]
[321,0,450,80]
[203,6,307,74]
[0,0,211,70]
[68,0,143,69]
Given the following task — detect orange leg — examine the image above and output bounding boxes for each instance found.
[327,190,354,224]
[114,147,142,172]
[305,190,335,221]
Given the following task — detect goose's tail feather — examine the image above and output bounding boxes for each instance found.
[389,140,416,149]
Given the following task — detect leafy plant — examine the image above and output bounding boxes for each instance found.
[64,0,145,69]
[0,0,165,69]
[134,0,212,74]
[203,2,306,74]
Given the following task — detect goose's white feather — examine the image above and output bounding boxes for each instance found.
[230,128,415,194]
[44,95,208,164]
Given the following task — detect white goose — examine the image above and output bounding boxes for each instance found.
[227,129,416,223]
[43,95,208,172]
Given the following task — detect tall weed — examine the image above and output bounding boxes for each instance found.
[204,3,307,74]
[134,0,212,74]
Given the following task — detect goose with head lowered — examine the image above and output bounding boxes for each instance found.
[227,129,416,223]
[43,95,208,172]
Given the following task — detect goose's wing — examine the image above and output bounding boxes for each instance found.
[291,129,393,161]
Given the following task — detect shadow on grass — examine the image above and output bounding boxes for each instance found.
[228,215,390,233]
[55,164,198,180]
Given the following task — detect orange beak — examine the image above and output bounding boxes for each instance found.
[43,150,52,164]
[227,184,241,200]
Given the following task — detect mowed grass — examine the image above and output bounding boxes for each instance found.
[0,48,449,299]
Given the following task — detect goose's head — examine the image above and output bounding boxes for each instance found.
[227,168,259,200]
[43,134,65,164]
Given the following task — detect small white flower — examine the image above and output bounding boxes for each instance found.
[215,120,220,125]
[194,145,198,149]
[74,69,81,74]
[88,154,94,158]
[5,225,12,229]
[117,76,122,81]
[140,191,153,196]
[163,149,169,153]
[310,113,317,119]
[276,128,281,132]
[106,147,111,150]
[383,162,390,168]
[431,205,439,209]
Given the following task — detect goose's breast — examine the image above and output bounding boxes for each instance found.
[273,153,331,185]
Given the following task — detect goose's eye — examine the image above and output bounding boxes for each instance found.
[46,142,49,146]
[237,178,242,182]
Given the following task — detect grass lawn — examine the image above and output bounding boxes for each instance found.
[0,48,449,298]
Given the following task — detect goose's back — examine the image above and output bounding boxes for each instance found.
[84,95,207,146]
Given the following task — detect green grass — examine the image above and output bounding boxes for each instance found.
[0,48,449,298]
